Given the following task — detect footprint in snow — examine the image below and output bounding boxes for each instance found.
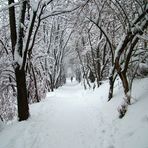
[108,145,115,148]
[101,129,106,133]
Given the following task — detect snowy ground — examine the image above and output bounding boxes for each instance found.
[0,78,148,148]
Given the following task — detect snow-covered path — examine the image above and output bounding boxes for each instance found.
[0,80,113,148]
[1,79,148,148]
[29,80,110,148]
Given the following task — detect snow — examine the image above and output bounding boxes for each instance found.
[136,34,148,41]
[0,78,148,148]
[0,1,20,13]
[14,49,23,67]
[30,0,40,11]
[114,33,126,60]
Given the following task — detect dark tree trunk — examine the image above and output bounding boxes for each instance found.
[0,115,3,122]
[8,0,29,121]
[8,0,17,56]
[15,67,29,121]
[108,75,114,101]
[96,42,101,87]
[108,67,117,101]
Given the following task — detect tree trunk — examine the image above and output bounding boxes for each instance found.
[15,67,29,121]
[108,67,117,101]
[9,75,16,95]
[0,115,3,122]
[8,0,17,56]
[48,72,54,92]
[8,0,29,121]
[31,65,40,102]
[108,75,114,101]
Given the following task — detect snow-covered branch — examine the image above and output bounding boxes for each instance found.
[41,6,80,20]
[0,0,27,13]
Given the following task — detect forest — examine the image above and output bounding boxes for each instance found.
[0,0,147,123]
[0,0,148,148]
